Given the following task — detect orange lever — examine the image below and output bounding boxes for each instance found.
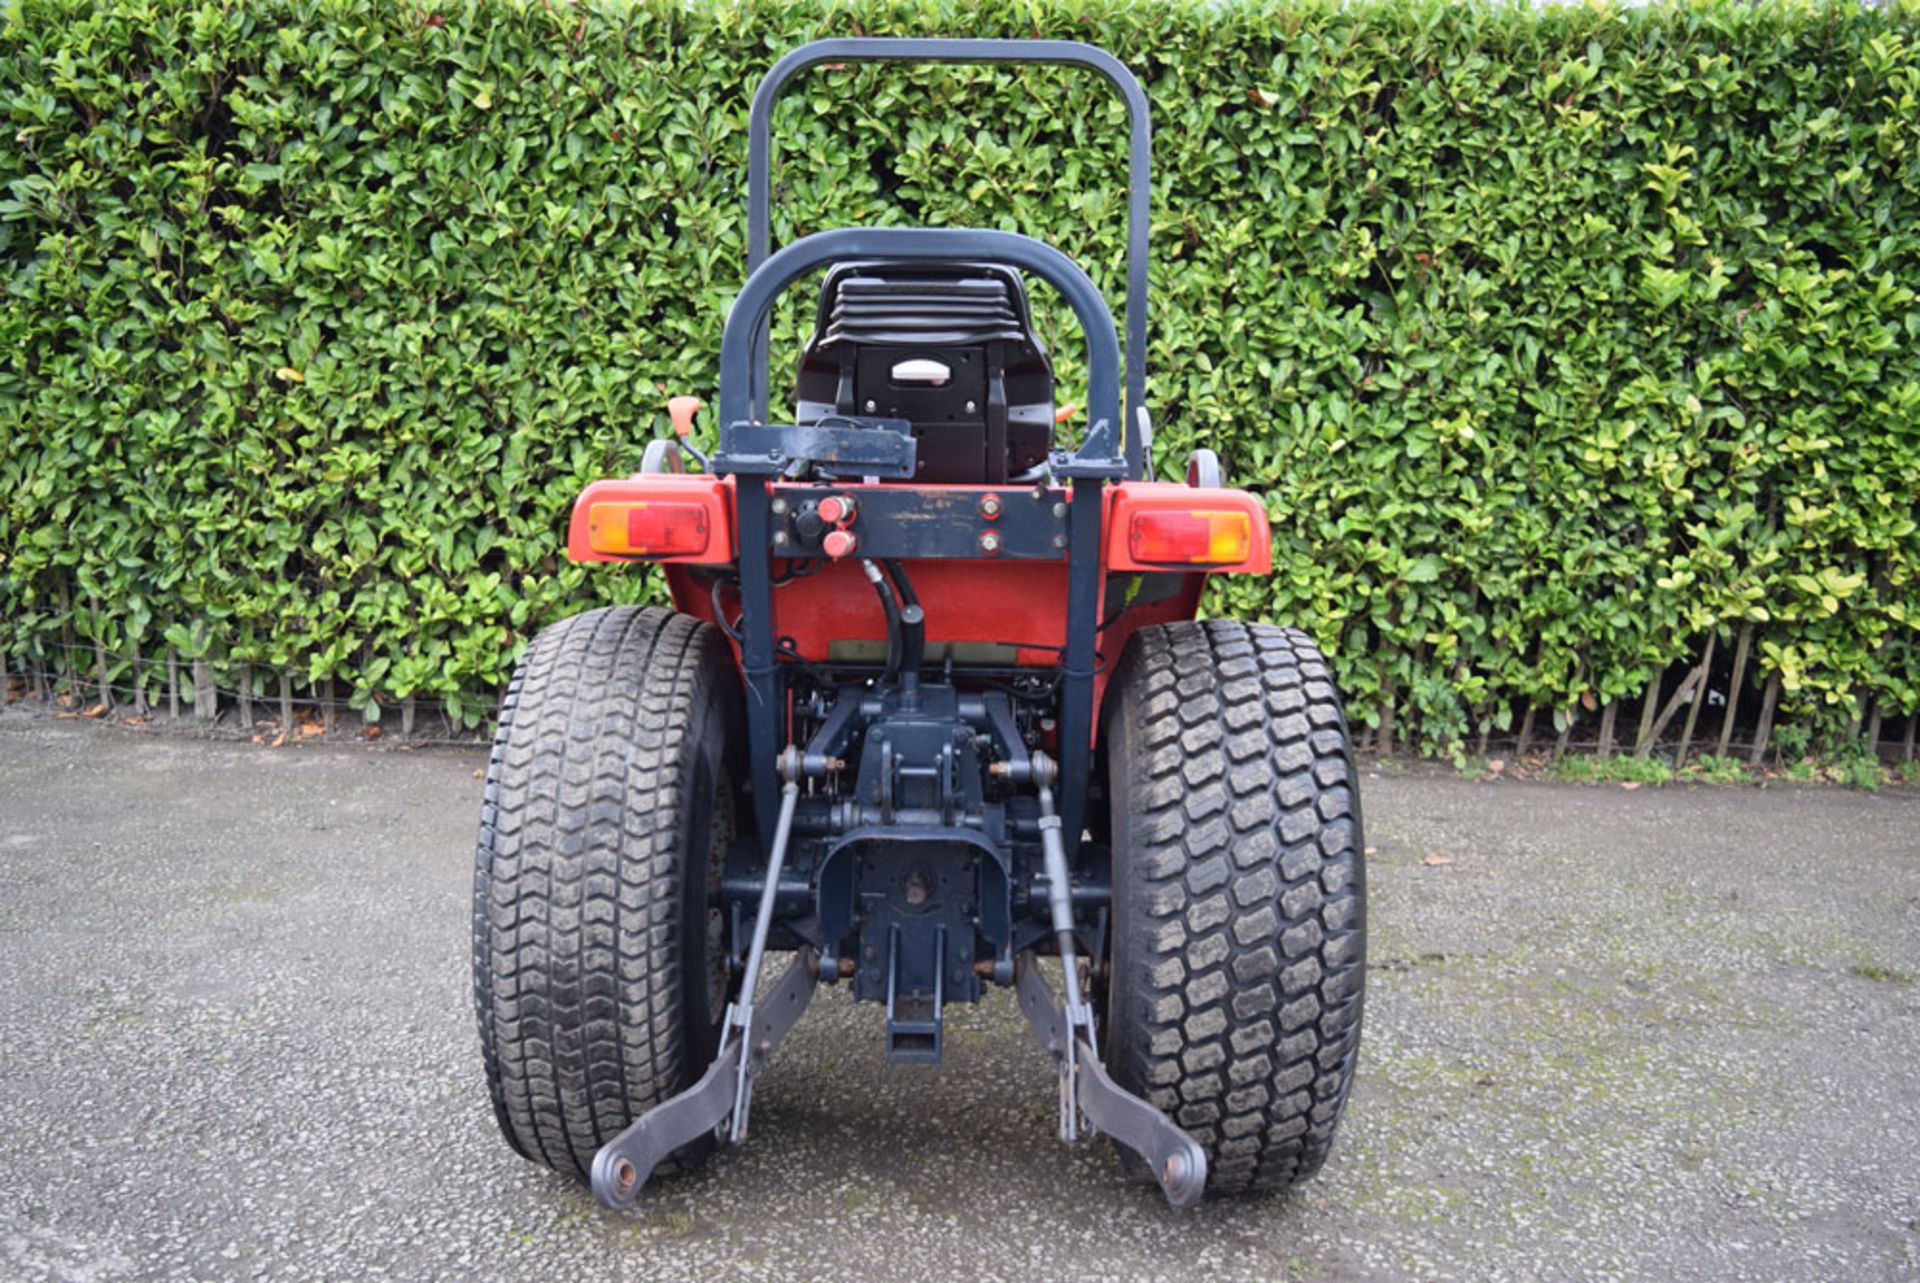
[1053,402,1080,424]
[668,396,703,438]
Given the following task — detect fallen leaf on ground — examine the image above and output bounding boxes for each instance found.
[472,768,484,779]
[1485,758,1506,776]
[82,703,108,718]
[270,732,287,748]
[364,726,381,740]
[1364,845,1379,856]
[299,720,325,737]
[1620,780,1642,791]
[1422,855,1454,867]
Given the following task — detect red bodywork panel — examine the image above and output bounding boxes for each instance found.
[567,478,1271,743]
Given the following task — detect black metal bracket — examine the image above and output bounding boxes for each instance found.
[768,483,1068,560]
[1014,954,1208,1208]
[715,419,918,479]
[1049,418,1130,480]
[884,922,947,1063]
[589,947,819,1210]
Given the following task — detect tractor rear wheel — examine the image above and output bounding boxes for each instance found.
[1102,620,1366,1195]
[472,606,742,1183]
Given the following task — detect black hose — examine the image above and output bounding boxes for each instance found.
[882,558,919,610]
[709,577,743,643]
[861,560,903,686]
[883,559,926,705]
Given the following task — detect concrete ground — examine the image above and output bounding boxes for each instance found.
[0,713,1915,1283]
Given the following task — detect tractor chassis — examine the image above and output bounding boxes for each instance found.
[467,38,1368,1216]
[577,38,1207,1208]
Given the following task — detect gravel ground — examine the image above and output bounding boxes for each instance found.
[0,712,1916,1282]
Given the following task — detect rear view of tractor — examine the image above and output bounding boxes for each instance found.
[471,39,1366,1208]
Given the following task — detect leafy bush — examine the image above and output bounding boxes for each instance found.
[1684,753,1749,784]
[3,0,1917,739]
[1833,751,1885,791]
[1549,754,1675,785]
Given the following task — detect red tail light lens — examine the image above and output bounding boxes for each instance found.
[1127,509,1253,566]
[586,502,710,557]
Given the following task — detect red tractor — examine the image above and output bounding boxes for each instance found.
[472,38,1366,1209]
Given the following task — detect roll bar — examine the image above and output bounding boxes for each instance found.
[745,37,1151,474]
[718,227,1127,478]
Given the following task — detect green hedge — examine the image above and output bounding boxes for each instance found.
[3,0,1918,749]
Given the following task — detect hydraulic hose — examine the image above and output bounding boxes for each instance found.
[882,558,919,609]
[860,559,903,686]
[883,559,925,706]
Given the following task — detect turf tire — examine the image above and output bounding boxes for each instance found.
[472,606,742,1183]
[1102,619,1367,1195]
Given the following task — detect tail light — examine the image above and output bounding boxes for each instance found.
[1126,509,1252,566]
[586,501,711,557]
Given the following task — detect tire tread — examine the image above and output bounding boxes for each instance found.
[1106,619,1366,1194]
[472,605,729,1182]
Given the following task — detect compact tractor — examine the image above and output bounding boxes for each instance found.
[472,38,1366,1208]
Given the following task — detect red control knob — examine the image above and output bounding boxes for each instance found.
[817,494,857,526]
[822,529,859,559]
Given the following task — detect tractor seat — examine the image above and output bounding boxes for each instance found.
[794,262,1056,484]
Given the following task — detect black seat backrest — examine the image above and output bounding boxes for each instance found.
[794,262,1055,484]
